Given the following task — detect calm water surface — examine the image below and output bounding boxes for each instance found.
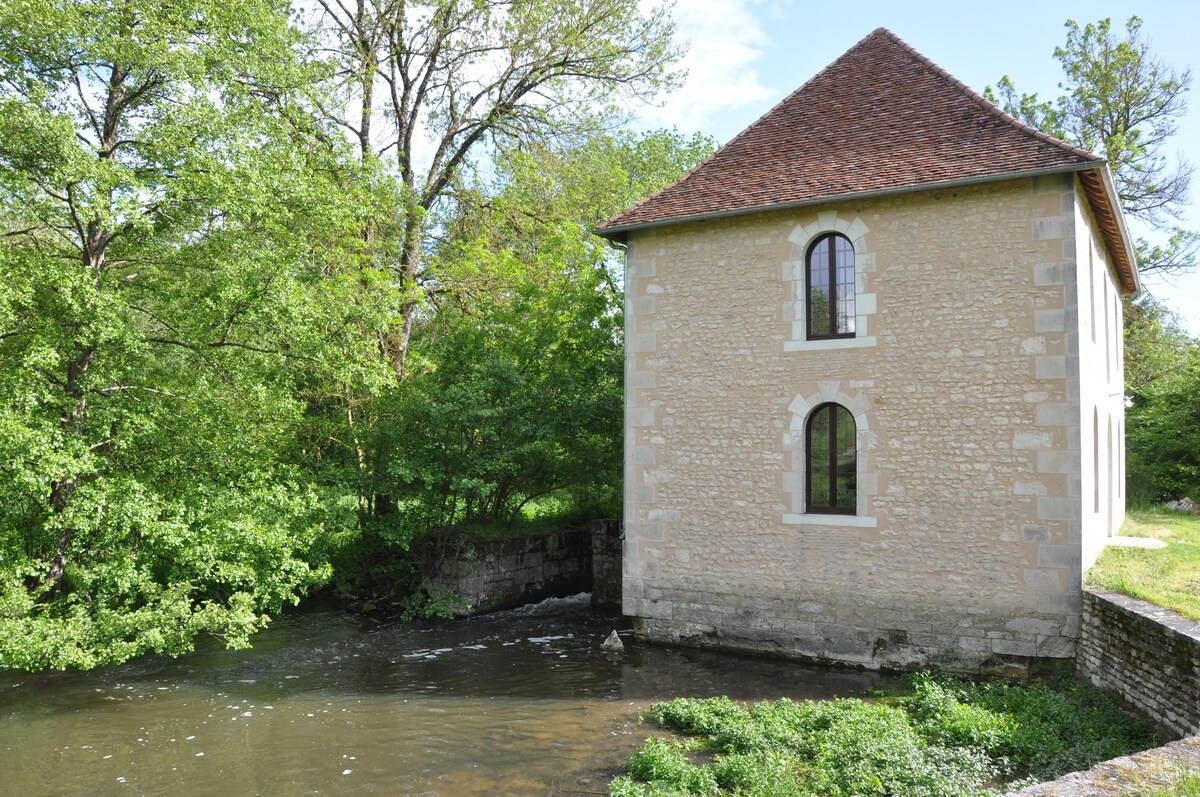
[0,595,886,796]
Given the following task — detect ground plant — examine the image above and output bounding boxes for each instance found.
[1088,510,1200,620]
[610,671,1156,797]
[1131,769,1200,797]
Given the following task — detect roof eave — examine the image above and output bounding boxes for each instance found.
[594,162,1100,242]
[1077,166,1141,294]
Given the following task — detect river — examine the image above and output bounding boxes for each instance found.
[0,595,886,796]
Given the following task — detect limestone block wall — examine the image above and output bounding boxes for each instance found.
[1079,589,1200,737]
[623,175,1120,670]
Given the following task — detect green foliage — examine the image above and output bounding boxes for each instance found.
[906,671,1154,780]
[613,673,1155,797]
[1123,297,1200,503]
[332,130,715,589]
[626,737,719,794]
[0,0,390,669]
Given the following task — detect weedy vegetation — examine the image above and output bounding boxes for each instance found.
[610,670,1157,796]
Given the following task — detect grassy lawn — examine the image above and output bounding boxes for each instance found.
[609,671,1156,797]
[1087,510,1200,621]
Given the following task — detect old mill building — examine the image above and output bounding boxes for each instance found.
[598,28,1139,670]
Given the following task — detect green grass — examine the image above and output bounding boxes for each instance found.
[1128,769,1200,797]
[609,671,1156,797]
[1087,510,1200,620]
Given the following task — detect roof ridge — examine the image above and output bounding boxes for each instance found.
[598,26,1110,237]
[875,27,1102,163]
[597,29,892,232]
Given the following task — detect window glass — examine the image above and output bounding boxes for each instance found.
[807,403,856,514]
[807,233,855,339]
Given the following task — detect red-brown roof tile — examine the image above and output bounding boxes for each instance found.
[599,27,1139,293]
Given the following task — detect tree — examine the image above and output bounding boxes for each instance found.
[0,0,389,669]
[310,0,682,376]
[986,17,1196,274]
[1123,296,1200,503]
[333,129,716,593]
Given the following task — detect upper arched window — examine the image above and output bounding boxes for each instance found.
[806,403,856,514]
[806,233,856,339]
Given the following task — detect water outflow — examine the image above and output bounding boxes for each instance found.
[0,594,886,796]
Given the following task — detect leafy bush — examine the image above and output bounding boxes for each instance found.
[906,671,1155,779]
[613,672,1156,797]
[625,737,718,794]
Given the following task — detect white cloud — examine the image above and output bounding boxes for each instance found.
[631,0,776,134]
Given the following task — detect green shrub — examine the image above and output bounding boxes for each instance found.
[625,736,717,795]
[905,671,1155,779]
[615,672,1156,796]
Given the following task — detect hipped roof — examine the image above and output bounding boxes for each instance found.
[599,27,1139,293]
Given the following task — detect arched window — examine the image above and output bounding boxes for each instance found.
[806,233,855,339]
[806,403,856,514]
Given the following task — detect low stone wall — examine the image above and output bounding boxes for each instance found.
[422,527,593,615]
[590,519,623,609]
[420,519,623,615]
[1079,588,1200,737]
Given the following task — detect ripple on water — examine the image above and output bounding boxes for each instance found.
[0,595,890,796]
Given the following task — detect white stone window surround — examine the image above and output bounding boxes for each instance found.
[783,382,877,527]
[783,211,877,351]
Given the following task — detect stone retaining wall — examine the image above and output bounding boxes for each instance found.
[1079,588,1200,737]
[591,519,623,609]
[420,519,623,615]
[422,527,593,615]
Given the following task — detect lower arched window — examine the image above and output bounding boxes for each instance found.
[806,403,856,514]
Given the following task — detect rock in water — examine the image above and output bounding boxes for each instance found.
[601,630,624,654]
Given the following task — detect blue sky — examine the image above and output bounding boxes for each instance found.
[628,0,1200,334]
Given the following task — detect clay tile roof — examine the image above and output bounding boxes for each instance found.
[598,28,1139,293]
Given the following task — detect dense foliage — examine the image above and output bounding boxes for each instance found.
[0,0,698,669]
[1124,296,1200,503]
[332,130,716,595]
[611,672,1156,797]
[0,0,398,669]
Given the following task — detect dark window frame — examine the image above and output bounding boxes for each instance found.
[805,402,857,515]
[805,233,856,340]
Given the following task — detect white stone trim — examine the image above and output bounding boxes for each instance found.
[783,513,878,528]
[784,336,877,352]
[784,212,876,349]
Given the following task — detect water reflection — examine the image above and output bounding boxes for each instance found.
[0,595,887,796]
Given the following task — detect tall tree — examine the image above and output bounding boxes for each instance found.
[0,0,387,669]
[335,130,716,593]
[986,17,1195,274]
[310,0,682,376]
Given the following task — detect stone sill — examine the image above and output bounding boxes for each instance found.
[785,336,877,352]
[783,513,877,528]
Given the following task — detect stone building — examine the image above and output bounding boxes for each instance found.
[597,28,1140,670]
